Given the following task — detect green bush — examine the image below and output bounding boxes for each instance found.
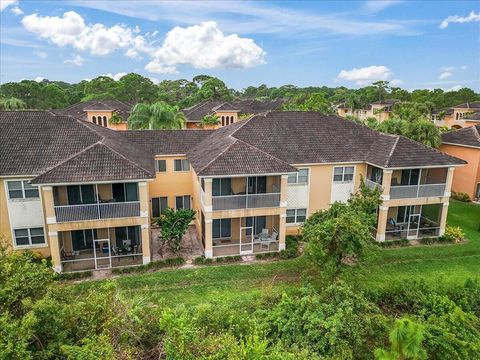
[194,255,243,265]
[379,238,411,248]
[443,226,465,243]
[451,191,471,202]
[111,257,185,274]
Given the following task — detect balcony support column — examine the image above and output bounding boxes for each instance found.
[280,174,288,208]
[204,217,213,258]
[204,178,213,212]
[438,202,449,236]
[42,186,57,224]
[139,182,149,218]
[381,170,392,200]
[278,212,287,250]
[141,223,151,264]
[48,231,62,273]
[444,167,455,197]
[375,205,389,242]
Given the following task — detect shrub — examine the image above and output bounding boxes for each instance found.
[57,270,92,281]
[443,226,465,243]
[157,208,196,254]
[379,238,410,248]
[111,257,185,274]
[451,191,470,202]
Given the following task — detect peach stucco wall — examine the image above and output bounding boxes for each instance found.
[440,144,480,199]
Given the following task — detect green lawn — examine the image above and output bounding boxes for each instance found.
[68,200,480,306]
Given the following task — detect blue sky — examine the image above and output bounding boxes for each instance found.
[1,0,479,91]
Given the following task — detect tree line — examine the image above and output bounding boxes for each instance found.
[0,74,478,111]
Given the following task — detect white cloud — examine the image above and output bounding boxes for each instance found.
[64,54,85,66]
[33,50,47,59]
[21,11,150,56]
[438,71,453,80]
[0,0,17,12]
[337,65,393,85]
[390,79,403,86]
[440,10,480,29]
[34,76,44,82]
[148,77,160,84]
[460,65,467,70]
[446,85,462,92]
[103,72,127,81]
[10,5,23,15]
[145,21,265,74]
[363,1,403,13]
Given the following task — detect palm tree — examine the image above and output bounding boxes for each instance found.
[127,102,186,130]
[0,97,27,110]
[375,318,426,360]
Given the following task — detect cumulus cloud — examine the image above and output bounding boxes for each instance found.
[390,79,403,86]
[145,21,266,74]
[103,72,127,81]
[21,11,150,56]
[438,71,453,80]
[34,76,44,82]
[0,0,17,11]
[446,85,462,92]
[10,5,23,15]
[337,65,393,86]
[440,10,480,29]
[64,54,85,66]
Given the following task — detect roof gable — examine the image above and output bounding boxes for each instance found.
[442,125,480,148]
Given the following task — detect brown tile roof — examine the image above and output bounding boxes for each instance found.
[183,99,285,122]
[0,111,154,184]
[442,125,480,148]
[462,111,480,121]
[452,102,480,109]
[188,111,464,174]
[54,99,133,122]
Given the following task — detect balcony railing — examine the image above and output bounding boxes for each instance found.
[55,201,140,222]
[212,193,281,211]
[365,179,382,190]
[390,184,446,199]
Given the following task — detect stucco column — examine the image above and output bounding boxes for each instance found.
[42,186,57,224]
[376,205,389,242]
[381,170,392,200]
[141,223,151,264]
[204,218,213,258]
[138,181,149,218]
[48,231,62,273]
[278,212,287,250]
[444,167,455,197]
[280,174,288,207]
[438,202,449,236]
[203,178,212,211]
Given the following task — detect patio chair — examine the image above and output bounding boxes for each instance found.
[260,229,270,250]
[111,246,120,261]
[61,248,75,261]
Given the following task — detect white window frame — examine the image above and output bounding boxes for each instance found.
[286,208,307,224]
[155,159,167,173]
[12,227,46,248]
[287,168,309,185]
[174,159,190,172]
[6,180,39,200]
[175,195,191,210]
[333,166,355,183]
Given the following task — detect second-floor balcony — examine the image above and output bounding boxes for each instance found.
[53,182,141,223]
[366,166,448,200]
[205,175,282,211]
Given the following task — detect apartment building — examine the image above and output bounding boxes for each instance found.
[441,125,480,200]
[431,102,480,129]
[55,99,132,130]
[337,99,398,122]
[0,111,464,272]
[182,99,285,129]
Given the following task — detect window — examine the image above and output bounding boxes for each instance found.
[396,205,415,223]
[67,184,95,205]
[112,183,139,202]
[286,209,307,224]
[370,166,383,184]
[247,176,267,194]
[71,229,95,251]
[400,169,420,186]
[476,183,480,199]
[14,227,45,247]
[152,197,168,217]
[92,115,97,124]
[212,178,231,196]
[114,226,140,248]
[102,116,108,127]
[175,195,191,210]
[245,216,266,235]
[7,180,39,199]
[333,166,354,182]
[174,159,190,172]
[213,218,231,238]
[155,159,167,172]
[288,169,309,184]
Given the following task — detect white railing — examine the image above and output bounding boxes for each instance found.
[390,184,446,199]
[212,193,281,211]
[365,179,381,190]
[55,201,140,222]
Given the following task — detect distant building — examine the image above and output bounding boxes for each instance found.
[441,125,480,200]
[182,99,285,129]
[54,99,132,131]
[431,102,480,129]
[336,99,398,122]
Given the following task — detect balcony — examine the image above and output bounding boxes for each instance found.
[208,175,282,211]
[55,202,140,223]
[390,184,446,199]
[53,182,141,223]
[212,193,281,211]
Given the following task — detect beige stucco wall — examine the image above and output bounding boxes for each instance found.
[86,110,128,131]
[440,144,480,199]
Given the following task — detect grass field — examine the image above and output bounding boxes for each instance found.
[69,200,480,306]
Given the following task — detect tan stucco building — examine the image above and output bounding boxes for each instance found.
[337,99,398,122]
[0,110,465,273]
[431,102,480,129]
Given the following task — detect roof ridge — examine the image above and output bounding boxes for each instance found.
[196,138,238,175]
[229,111,267,138]
[384,136,400,168]
[472,124,480,142]
[234,138,292,166]
[101,141,154,176]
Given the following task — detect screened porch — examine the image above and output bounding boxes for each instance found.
[59,226,143,272]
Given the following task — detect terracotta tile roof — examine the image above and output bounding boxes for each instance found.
[452,102,480,109]
[442,125,480,148]
[54,99,133,122]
